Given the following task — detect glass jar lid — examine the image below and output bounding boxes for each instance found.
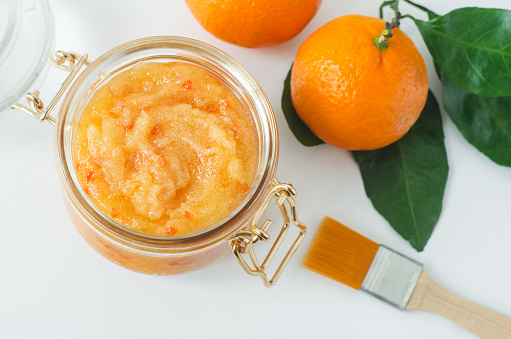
[0,0,54,118]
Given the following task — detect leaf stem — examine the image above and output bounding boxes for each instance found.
[376,0,437,50]
[402,0,439,19]
[375,0,402,50]
[379,1,395,19]
[401,14,416,20]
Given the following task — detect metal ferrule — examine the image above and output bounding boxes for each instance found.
[360,245,423,310]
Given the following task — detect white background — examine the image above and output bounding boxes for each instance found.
[1,0,511,338]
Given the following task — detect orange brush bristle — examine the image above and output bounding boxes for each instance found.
[303,216,380,290]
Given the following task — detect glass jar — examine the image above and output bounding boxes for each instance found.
[11,36,306,287]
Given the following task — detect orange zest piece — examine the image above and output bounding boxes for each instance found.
[123,119,135,130]
[220,99,230,109]
[165,226,178,236]
[110,208,119,218]
[86,171,95,182]
[183,80,193,89]
[184,210,193,220]
[205,104,217,112]
[151,124,162,136]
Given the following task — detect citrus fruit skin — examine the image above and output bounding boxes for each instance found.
[291,15,428,150]
[185,0,321,48]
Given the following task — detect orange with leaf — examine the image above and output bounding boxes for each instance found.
[290,15,428,150]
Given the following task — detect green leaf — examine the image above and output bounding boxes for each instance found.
[281,65,324,147]
[442,75,511,166]
[414,8,511,97]
[353,90,448,251]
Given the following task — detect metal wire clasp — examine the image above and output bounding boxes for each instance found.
[228,180,306,287]
[11,51,91,126]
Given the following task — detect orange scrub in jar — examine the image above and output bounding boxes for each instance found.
[72,62,258,236]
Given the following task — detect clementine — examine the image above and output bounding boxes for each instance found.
[290,15,428,150]
[185,0,322,48]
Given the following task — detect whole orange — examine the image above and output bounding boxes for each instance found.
[185,0,321,48]
[291,15,428,150]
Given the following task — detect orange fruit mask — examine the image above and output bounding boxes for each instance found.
[291,15,428,150]
[185,0,322,48]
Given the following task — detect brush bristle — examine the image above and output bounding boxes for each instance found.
[303,216,380,290]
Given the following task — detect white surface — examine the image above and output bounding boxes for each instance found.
[1,0,510,338]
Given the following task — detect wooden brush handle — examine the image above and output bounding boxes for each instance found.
[406,271,511,339]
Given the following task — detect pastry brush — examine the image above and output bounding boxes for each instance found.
[303,216,511,339]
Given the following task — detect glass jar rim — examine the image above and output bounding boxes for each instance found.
[56,36,279,252]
